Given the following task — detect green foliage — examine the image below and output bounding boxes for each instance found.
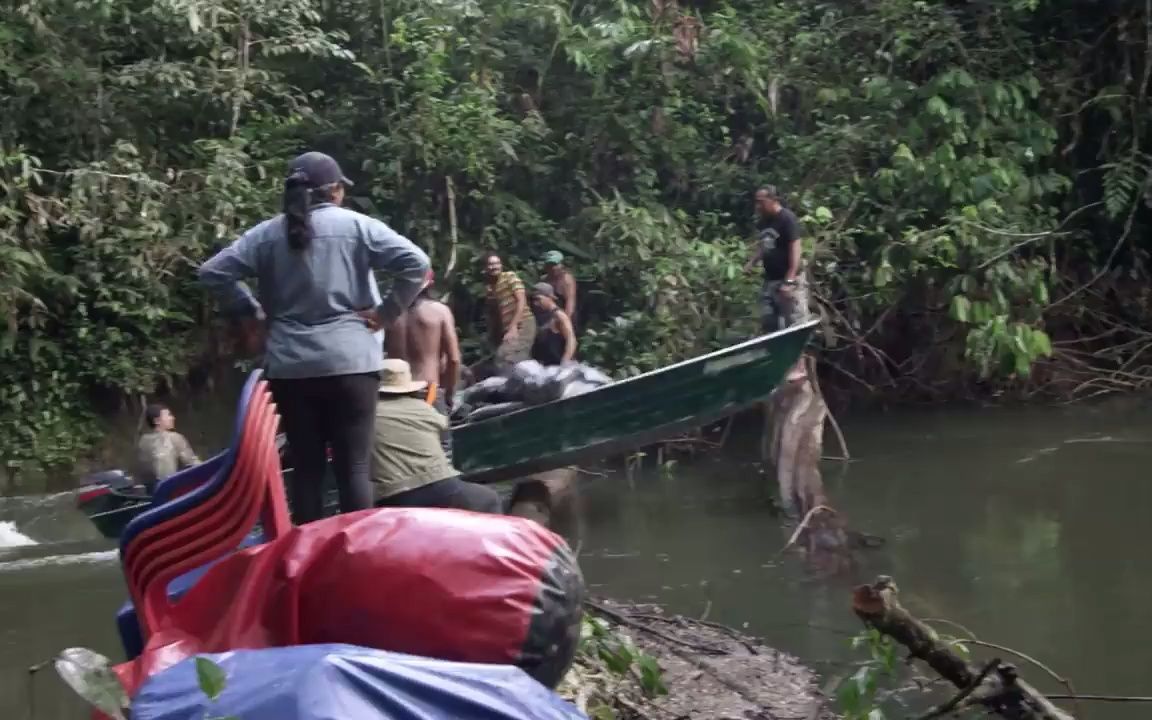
[195,657,228,701]
[0,0,315,480]
[837,629,898,720]
[195,656,239,720]
[1102,152,1152,220]
[581,615,668,698]
[3,0,1152,474]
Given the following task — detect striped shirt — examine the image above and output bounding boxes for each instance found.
[486,271,525,330]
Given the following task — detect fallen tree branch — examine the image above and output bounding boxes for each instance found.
[574,466,608,478]
[852,576,1075,720]
[806,354,849,461]
[777,505,836,556]
[916,658,1000,720]
[956,638,1081,717]
[626,612,763,655]
[584,600,728,656]
[1046,694,1152,703]
[924,617,1083,717]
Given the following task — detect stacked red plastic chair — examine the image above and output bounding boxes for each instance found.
[102,371,584,718]
[120,371,291,640]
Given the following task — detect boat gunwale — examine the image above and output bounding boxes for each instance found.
[451,320,819,433]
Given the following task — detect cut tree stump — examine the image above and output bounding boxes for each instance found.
[764,373,854,569]
[852,576,1075,720]
[764,374,828,517]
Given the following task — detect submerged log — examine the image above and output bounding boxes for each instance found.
[852,576,1075,720]
[506,467,582,539]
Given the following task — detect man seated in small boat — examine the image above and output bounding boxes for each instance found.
[136,403,200,493]
[384,270,460,459]
[371,359,503,513]
[529,283,577,366]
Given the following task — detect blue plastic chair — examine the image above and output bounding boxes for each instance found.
[116,370,275,658]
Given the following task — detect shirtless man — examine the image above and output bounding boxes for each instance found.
[385,270,461,457]
[540,250,577,321]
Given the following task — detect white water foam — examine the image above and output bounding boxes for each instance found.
[0,520,37,547]
[0,549,117,573]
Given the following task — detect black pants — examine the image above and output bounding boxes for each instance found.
[270,372,379,524]
[375,476,504,514]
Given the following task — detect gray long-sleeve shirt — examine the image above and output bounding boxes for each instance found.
[198,204,430,379]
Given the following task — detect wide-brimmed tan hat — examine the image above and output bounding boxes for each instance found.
[378,358,429,395]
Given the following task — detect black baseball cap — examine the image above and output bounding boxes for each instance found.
[287,152,354,188]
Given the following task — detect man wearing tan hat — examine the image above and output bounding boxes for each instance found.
[371,358,502,513]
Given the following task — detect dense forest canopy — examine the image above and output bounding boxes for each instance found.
[0,0,1150,472]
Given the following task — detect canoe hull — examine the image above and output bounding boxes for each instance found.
[454,321,817,484]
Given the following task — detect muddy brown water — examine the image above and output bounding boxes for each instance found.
[2,398,1150,718]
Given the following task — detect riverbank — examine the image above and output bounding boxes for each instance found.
[565,599,835,720]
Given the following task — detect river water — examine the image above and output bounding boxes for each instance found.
[2,399,1150,718]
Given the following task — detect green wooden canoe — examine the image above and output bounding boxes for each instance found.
[453,319,818,484]
[78,321,814,538]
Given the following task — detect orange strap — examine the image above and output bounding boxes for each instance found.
[425,382,438,406]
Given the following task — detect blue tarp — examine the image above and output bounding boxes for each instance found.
[131,643,588,720]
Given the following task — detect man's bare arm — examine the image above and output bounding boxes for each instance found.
[439,304,462,402]
[562,274,577,318]
[558,311,577,363]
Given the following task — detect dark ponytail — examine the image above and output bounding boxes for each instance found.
[283,170,312,251]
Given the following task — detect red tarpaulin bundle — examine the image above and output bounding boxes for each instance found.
[111,506,584,703]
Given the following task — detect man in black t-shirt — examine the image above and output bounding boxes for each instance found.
[742,185,809,333]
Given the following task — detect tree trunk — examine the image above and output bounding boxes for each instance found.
[764,375,853,569]
[765,375,827,516]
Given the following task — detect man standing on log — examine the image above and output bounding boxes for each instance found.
[743,185,809,334]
